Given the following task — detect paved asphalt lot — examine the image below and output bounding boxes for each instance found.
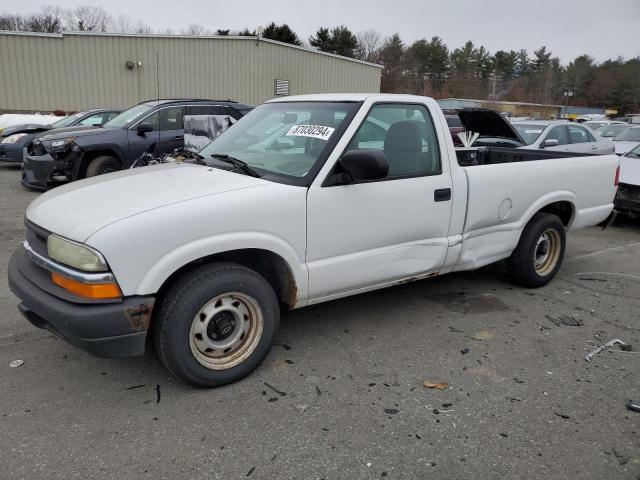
[0,163,639,480]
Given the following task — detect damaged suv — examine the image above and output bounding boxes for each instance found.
[21,98,252,190]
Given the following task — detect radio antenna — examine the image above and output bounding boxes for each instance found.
[156,50,160,148]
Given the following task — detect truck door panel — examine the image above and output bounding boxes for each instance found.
[306,103,453,300]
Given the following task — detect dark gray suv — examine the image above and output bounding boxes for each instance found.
[22,99,252,190]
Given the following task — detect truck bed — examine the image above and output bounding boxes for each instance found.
[456,146,590,167]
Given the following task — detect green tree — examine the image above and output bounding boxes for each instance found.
[379,34,405,93]
[309,27,332,51]
[261,22,301,45]
[309,26,358,57]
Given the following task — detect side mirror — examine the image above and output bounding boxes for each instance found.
[136,123,154,135]
[542,138,559,148]
[92,123,102,127]
[334,150,389,184]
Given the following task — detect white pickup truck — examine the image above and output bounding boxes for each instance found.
[9,94,619,387]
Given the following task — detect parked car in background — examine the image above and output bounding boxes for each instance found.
[512,120,614,154]
[615,144,640,217]
[584,120,627,132]
[21,99,252,190]
[8,93,619,387]
[612,126,640,155]
[0,109,121,164]
[445,114,465,145]
[594,123,630,139]
[0,113,60,131]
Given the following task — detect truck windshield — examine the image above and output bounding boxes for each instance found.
[512,124,544,144]
[199,102,357,178]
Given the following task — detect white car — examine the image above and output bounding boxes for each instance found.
[612,126,640,155]
[595,123,630,140]
[8,94,619,387]
[0,113,61,132]
[512,120,614,154]
[615,144,640,216]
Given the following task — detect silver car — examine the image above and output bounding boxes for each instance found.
[512,120,614,154]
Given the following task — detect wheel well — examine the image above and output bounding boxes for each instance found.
[157,249,298,309]
[537,201,574,227]
[77,150,122,179]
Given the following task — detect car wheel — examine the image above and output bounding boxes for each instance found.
[153,262,279,387]
[506,213,566,288]
[85,155,120,177]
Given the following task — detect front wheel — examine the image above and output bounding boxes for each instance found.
[506,213,566,288]
[85,155,120,177]
[153,262,279,387]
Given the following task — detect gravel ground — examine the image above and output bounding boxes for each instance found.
[0,163,639,480]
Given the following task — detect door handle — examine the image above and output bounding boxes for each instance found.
[434,188,451,202]
[172,136,183,141]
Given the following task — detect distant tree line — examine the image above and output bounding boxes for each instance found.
[2,5,639,113]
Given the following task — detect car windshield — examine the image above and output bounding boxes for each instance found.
[585,121,606,130]
[598,124,628,137]
[199,102,357,178]
[627,144,640,158]
[50,112,85,128]
[512,124,545,144]
[103,103,155,129]
[614,128,640,142]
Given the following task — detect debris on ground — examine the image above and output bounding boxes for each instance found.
[264,382,287,397]
[470,331,493,341]
[295,404,308,413]
[9,359,24,368]
[545,314,584,327]
[124,384,145,390]
[460,348,470,355]
[384,408,399,415]
[554,412,570,419]
[155,384,161,404]
[626,400,640,413]
[584,338,627,362]
[423,381,449,390]
[619,344,633,352]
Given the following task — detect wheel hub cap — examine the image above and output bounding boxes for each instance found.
[533,228,561,276]
[189,292,264,371]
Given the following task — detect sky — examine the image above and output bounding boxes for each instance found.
[5,0,640,64]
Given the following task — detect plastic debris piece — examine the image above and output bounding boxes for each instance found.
[472,331,493,341]
[626,400,640,413]
[9,360,24,368]
[423,381,449,390]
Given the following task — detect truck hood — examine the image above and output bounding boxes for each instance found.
[26,163,269,242]
[456,108,525,144]
[614,141,640,156]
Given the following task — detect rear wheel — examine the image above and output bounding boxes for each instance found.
[153,262,279,387]
[85,155,120,177]
[506,213,566,288]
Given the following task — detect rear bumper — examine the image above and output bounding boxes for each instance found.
[0,143,24,163]
[21,151,67,190]
[8,246,154,358]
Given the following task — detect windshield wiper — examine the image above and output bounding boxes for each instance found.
[209,154,261,177]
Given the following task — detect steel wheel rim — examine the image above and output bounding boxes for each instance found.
[189,292,264,370]
[533,228,561,276]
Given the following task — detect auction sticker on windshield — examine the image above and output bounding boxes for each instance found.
[285,125,335,141]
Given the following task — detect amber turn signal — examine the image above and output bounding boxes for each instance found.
[51,272,122,299]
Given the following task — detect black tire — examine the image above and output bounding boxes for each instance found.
[153,262,279,387]
[506,213,566,288]
[85,155,120,177]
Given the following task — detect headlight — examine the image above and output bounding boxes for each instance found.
[44,137,76,152]
[1,133,28,144]
[47,234,108,272]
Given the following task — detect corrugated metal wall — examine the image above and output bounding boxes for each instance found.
[0,32,382,112]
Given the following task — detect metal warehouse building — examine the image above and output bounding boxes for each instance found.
[0,31,382,113]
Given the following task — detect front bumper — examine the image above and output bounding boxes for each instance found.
[0,143,24,163]
[615,183,640,216]
[21,151,69,191]
[8,245,154,358]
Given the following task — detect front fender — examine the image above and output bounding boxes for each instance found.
[134,231,308,305]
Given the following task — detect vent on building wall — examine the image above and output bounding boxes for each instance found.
[275,79,289,96]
